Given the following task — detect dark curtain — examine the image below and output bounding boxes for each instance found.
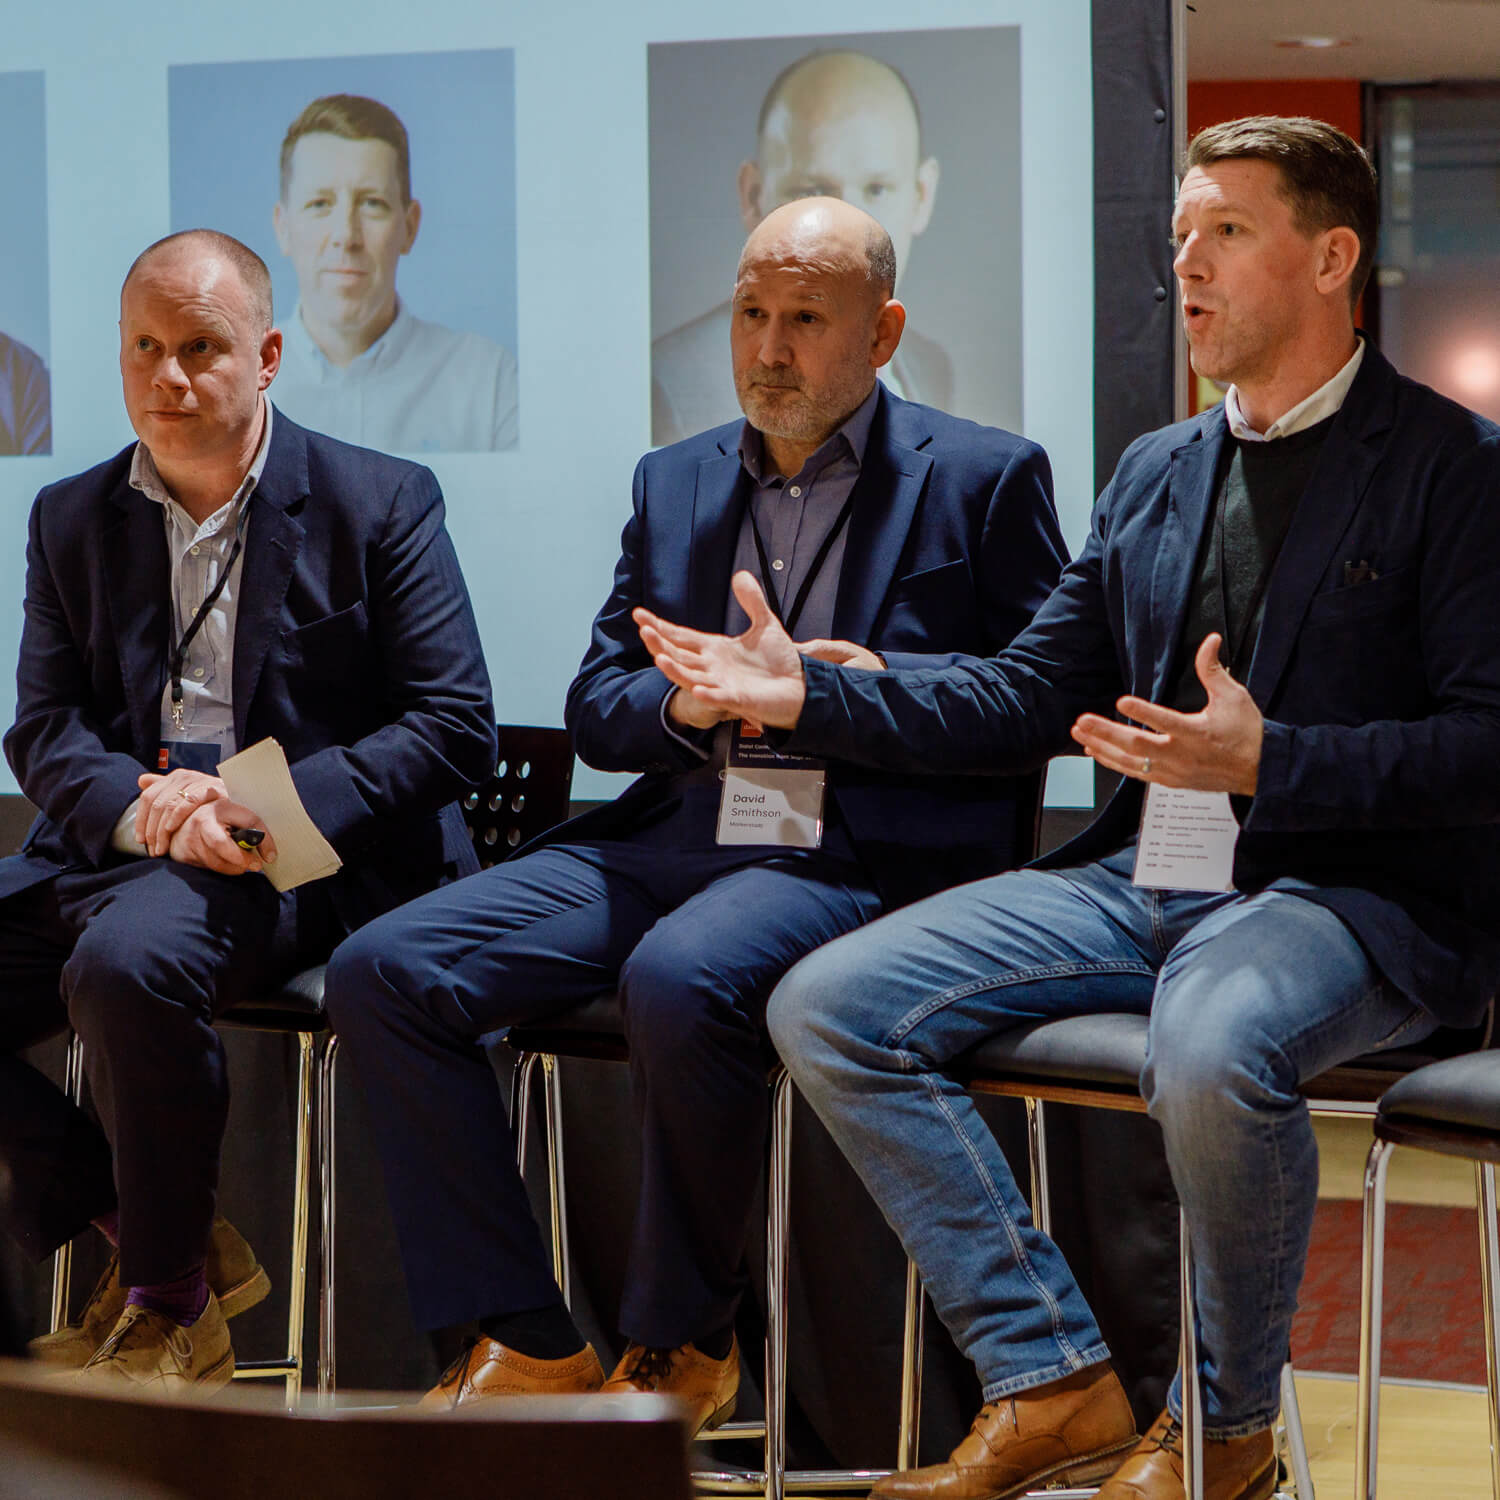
[3,0,1181,1470]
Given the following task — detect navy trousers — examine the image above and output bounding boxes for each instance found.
[0,858,303,1287]
[325,815,881,1345]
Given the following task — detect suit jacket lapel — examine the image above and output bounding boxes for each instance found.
[1148,412,1229,698]
[686,440,750,631]
[832,389,931,643]
[232,411,307,745]
[102,481,171,759]
[1245,348,1396,705]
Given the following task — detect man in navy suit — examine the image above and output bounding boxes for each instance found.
[326,197,1066,1425]
[0,230,494,1390]
[638,118,1500,1499]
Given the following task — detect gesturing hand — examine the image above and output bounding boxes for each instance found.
[634,571,809,730]
[797,639,885,671]
[1070,633,1263,796]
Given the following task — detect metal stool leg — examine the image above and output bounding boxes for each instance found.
[1355,1137,1395,1499]
[1026,1097,1052,1236]
[317,1033,340,1406]
[764,1069,793,1500]
[1179,1207,1204,1500]
[1479,1161,1500,1500]
[539,1054,570,1305]
[513,1051,541,1174]
[896,1259,925,1472]
[1279,1362,1314,1498]
[48,1033,87,1333]
[274,1029,315,1406]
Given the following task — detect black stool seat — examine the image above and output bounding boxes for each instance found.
[1374,1050,1500,1165]
[507,993,626,1062]
[218,964,329,1033]
[958,1012,1147,1093]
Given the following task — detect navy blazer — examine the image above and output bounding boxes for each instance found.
[1,409,497,931]
[563,386,1068,908]
[788,347,1500,1025]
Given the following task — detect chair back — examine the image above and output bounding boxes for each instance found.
[461,725,575,868]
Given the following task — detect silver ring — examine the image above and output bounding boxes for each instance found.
[178,789,193,801]
[1141,757,1152,775]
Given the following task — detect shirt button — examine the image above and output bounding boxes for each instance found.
[190,545,201,556]
[772,559,785,571]
[192,667,205,678]
[789,486,802,497]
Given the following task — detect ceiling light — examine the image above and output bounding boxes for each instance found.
[1273,35,1356,48]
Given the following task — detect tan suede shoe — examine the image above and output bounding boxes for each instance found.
[870,1362,1138,1499]
[419,1336,605,1409]
[29,1216,270,1368]
[1096,1409,1277,1500]
[600,1338,739,1436]
[71,1295,234,1392]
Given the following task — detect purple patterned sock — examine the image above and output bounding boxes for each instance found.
[126,1266,209,1327]
[93,1210,119,1247]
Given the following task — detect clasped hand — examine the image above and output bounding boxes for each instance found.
[638,572,878,731]
[136,770,277,875]
[1069,634,1263,796]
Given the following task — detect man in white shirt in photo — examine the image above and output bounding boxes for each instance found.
[271,93,519,453]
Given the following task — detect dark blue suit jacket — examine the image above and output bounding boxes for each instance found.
[788,347,1500,1024]
[563,386,1068,908]
[1,408,496,932]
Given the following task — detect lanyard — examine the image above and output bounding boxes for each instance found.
[168,520,246,732]
[749,488,857,638]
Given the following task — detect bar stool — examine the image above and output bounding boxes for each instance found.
[1355,1046,1500,1499]
[49,967,336,1408]
[508,770,1048,1499]
[892,1011,1489,1499]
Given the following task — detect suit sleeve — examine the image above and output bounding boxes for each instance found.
[4,497,151,865]
[565,456,709,774]
[880,438,1067,670]
[785,475,1126,775]
[1247,432,1500,832]
[287,468,496,854]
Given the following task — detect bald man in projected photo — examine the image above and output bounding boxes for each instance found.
[652,49,947,447]
[271,93,519,453]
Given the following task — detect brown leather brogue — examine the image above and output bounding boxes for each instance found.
[419,1336,605,1409]
[600,1338,739,1436]
[30,1216,270,1369]
[71,1295,234,1392]
[1096,1409,1277,1500]
[870,1362,1138,1499]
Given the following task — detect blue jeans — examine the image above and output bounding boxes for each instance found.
[767,845,1433,1436]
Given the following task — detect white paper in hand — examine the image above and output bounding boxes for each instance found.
[217,738,342,893]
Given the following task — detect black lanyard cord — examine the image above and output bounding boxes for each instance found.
[749,490,857,638]
[168,527,246,728]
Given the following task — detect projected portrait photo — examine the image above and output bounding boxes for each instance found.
[649,27,1020,447]
[169,49,518,453]
[0,70,52,457]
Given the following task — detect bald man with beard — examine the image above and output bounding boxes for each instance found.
[326,197,1066,1429]
[652,50,951,446]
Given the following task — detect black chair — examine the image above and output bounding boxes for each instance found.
[49,725,574,1408]
[507,769,1047,1500]
[1356,1046,1500,1499]
[908,1013,1494,1500]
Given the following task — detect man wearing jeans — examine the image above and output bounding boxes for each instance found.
[637,117,1500,1500]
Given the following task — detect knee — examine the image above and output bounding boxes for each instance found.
[766,938,864,1087]
[618,934,744,1073]
[324,920,423,1037]
[1143,996,1288,1133]
[62,931,210,1044]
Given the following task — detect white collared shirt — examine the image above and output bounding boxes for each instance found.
[110,402,274,854]
[274,298,518,453]
[1223,339,1366,442]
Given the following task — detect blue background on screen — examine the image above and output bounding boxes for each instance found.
[168,49,518,357]
[0,71,50,368]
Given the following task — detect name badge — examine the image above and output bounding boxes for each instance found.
[158,739,223,775]
[1132,784,1239,892]
[716,722,825,848]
